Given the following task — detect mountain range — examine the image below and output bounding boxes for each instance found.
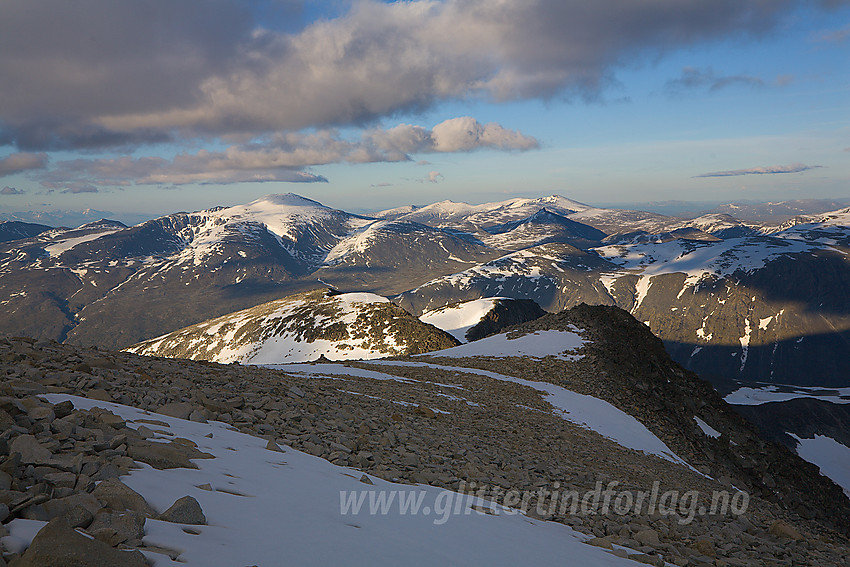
[2,193,848,390]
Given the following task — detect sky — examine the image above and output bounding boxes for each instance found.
[0,0,848,220]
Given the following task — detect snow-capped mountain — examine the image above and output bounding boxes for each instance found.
[396,242,617,315]
[315,219,500,295]
[125,289,458,364]
[480,208,607,251]
[376,195,593,230]
[397,206,850,387]
[2,192,849,389]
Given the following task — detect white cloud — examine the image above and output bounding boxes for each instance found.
[431,117,538,152]
[2,0,840,149]
[34,118,536,187]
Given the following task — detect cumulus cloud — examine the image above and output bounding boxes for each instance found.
[695,163,823,177]
[33,118,535,187]
[1,186,24,195]
[2,0,844,149]
[0,152,49,176]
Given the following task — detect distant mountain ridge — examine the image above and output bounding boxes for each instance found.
[2,192,849,388]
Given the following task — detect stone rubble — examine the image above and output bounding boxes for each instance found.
[0,333,848,565]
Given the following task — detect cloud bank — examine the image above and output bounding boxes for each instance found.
[2,0,845,150]
[29,118,536,189]
[0,153,49,176]
[695,163,822,177]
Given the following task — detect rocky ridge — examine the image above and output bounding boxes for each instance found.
[125,289,459,364]
[1,317,849,565]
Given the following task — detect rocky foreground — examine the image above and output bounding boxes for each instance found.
[1,306,850,565]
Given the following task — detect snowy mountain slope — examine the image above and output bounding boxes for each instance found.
[419,297,546,343]
[315,219,502,295]
[395,242,617,315]
[481,208,607,251]
[723,384,850,499]
[382,195,593,230]
[709,199,850,223]
[420,298,506,342]
[424,329,587,361]
[396,204,850,386]
[0,194,373,349]
[3,194,850,388]
[125,289,458,364]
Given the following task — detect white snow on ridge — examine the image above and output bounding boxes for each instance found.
[369,361,692,468]
[694,417,721,439]
[324,220,390,263]
[16,394,636,567]
[126,292,398,365]
[790,433,850,497]
[594,237,821,281]
[420,298,505,343]
[724,385,850,405]
[43,230,119,257]
[424,329,586,360]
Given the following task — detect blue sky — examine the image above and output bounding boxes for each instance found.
[0,0,848,219]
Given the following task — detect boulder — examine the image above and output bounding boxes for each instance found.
[126,440,212,470]
[91,478,157,517]
[156,402,195,420]
[88,510,146,546]
[158,495,206,525]
[9,435,53,466]
[10,517,146,567]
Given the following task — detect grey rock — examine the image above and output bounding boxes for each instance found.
[91,478,157,517]
[634,528,661,547]
[156,402,195,420]
[158,495,206,525]
[88,510,146,546]
[52,400,75,419]
[0,471,11,491]
[126,440,212,470]
[43,492,102,518]
[11,517,146,567]
[9,435,53,466]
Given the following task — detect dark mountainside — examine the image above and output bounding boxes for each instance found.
[434,304,850,532]
[465,298,547,341]
[0,221,51,243]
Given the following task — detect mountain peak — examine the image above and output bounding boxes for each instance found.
[247,193,329,209]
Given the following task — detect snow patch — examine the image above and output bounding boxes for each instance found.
[420,298,504,343]
[790,434,850,497]
[694,417,721,439]
[14,394,636,567]
[423,330,585,360]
